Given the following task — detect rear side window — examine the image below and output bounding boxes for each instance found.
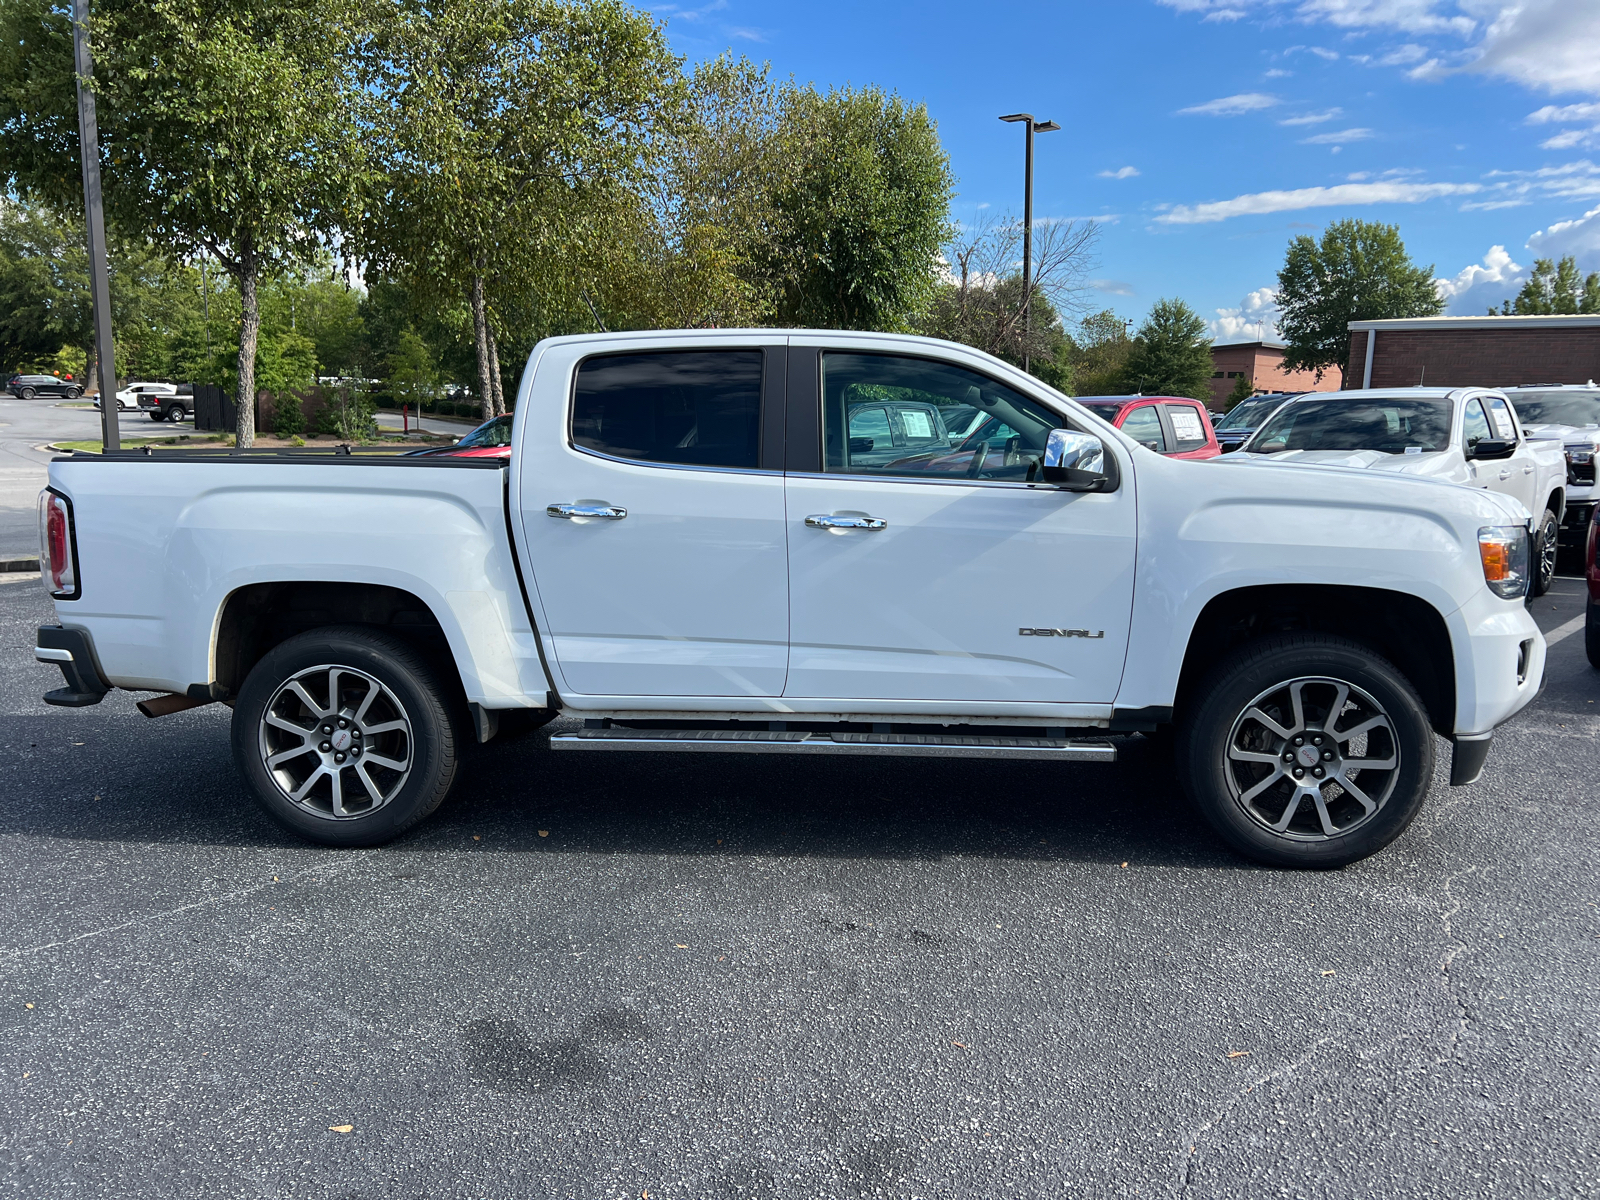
[572,350,762,469]
[1164,402,1209,452]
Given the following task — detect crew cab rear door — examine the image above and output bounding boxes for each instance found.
[513,337,790,698]
[781,341,1137,704]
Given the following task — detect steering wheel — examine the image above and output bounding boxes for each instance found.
[965,440,991,478]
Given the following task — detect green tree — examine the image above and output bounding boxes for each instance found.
[1122,299,1214,401]
[771,84,953,331]
[1276,219,1442,386]
[0,0,370,446]
[1070,309,1133,396]
[1225,371,1256,410]
[1497,255,1600,315]
[388,327,437,413]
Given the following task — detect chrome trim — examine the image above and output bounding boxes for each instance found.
[547,503,627,520]
[550,728,1116,761]
[796,470,1063,491]
[34,647,73,663]
[805,513,888,530]
[1043,428,1106,474]
[567,441,783,479]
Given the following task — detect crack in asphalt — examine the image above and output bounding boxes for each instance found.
[1436,865,1483,1071]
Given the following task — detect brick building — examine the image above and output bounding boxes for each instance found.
[1207,340,1340,407]
[1346,314,1600,389]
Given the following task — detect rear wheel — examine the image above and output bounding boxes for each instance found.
[231,626,459,846]
[164,403,186,422]
[1530,509,1559,598]
[1176,634,1435,868]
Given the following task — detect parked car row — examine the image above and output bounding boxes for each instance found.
[6,373,82,399]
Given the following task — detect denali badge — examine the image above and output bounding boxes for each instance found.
[1019,627,1104,639]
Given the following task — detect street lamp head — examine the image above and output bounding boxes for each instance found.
[1033,120,1061,133]
[999,113,1032,123]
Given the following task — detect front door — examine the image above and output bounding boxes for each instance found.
[783,348,1137,705]
[517,342,789,698]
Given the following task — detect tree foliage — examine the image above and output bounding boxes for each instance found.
[1069,310,1133,396]
[1494,255,1600,315]
[1122,298,1214,401]
[1276,219,1442,387]
[1225,370,1256,409]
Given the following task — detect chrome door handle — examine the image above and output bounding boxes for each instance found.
[547,503,627,520]
[805,514,887,531]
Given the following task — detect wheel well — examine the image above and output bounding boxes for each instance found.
[1547,487,1564,520]
[1174,585,1456,737]
[213,582,461,702]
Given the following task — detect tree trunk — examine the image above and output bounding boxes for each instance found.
[236,240,260,448]
[470,270,493,415]
[487,323,505,417]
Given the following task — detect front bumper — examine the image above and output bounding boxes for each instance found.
[35,625,109,706]
[1559,496,1595,550]
[1444,587,1546,785]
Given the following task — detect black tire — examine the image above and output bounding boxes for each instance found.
[148,410,164,422]
[19,387,34,399]
[1586,600,1600,671]
[164,404,185,422]
[1176,634,1436,868]
[1529,509,1559,599]
[65,386,81,399]
[231,626,459,847]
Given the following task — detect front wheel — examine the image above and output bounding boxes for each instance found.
[1176,634,1436,868]
[1529,509,1559,599]
[19,387,34,399]
[231,626,460,846]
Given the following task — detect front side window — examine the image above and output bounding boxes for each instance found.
[1164,403,1210,452]
[820,353,1065,482]
[1119,405,1168,452]
[572,350,762,470]
[1484,396,1518,442]
[1463,399,1492,451]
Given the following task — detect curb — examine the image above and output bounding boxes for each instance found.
[2,557,40,573]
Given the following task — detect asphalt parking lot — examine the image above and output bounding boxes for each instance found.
[2,569,1596,1199]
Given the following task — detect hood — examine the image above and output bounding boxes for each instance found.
[1522,421,1600,448]
[1248,448,1443,475]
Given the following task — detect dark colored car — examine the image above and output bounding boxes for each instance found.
[841,399,955,468]
[6,373,82,399]
[406,413,514,458]
[1212,392,1299,452]
[1075,395,1221,459]
[1587,504,1600,670]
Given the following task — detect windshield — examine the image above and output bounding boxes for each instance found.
[455,414,514,449]
[1249,397,1452,454]
[1217,395,1287,430]
[1507,391,1600,427]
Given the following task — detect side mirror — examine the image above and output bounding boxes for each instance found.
[1042,429,1115,491]
[1471,438,1514,460]
[848,437,874,454]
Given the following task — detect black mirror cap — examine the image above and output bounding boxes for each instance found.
[1472,438,1515,460]
[1043,450,1121,492]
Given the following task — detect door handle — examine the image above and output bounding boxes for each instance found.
[547,503,627,520]
[805,514,887,531]
[1523,465,1533,474]
[1498,469,1511,481]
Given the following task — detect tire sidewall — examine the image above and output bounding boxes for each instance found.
[1531,510,1558,598]
[231,627,457,847]
[1178,637,1436,868]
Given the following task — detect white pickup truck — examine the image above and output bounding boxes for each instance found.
[1238,387,1568,596]
[34,331,1545,868]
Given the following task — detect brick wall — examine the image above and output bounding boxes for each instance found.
[1209,344,1341,405]
[1347,328,1600,389]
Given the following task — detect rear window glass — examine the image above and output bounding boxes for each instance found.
[1165,403,1209,451]
[572,350,762,469]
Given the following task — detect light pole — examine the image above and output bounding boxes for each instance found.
[71,0,118,452]
[999,112,1059,373]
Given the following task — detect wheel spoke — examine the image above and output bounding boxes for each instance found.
[265,713,316,736]
[1270,789,1308,831]
[1343,755,1397,771]
[1310,789,1339,836]
[362,752,408,772]
[355,763,386,804]
[329,768,348,817]
[1228,746,1282,764]
[1323,682,1350,732]
[286,681,329,719]
[353,681,379,726]
[1288,681,1309,734]
[267,744,316,768]
[361,719,407,736]
[328,667,343,716]
[1246,706,1295,740]
[1331,714,1388,743]
[290,766,326,803]
[1239,767,1285,805]
[1337,773,1380,815]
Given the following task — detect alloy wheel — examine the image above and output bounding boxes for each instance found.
[256,664,413,819]
[1223,675,1400,840]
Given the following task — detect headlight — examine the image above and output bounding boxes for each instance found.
[1565,446,1594,465]
[1478,526,1530,600]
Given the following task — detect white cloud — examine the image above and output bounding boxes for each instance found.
[1210,287,1282,342]
[1528,102,1600,125]
[1157,180,1482,224]
[1306,45,1340,60]
[1090,279,1137,296]
[1203,6,1248,18]
[1468,0,1600,97]
[1264,68,1293,77]
[1379,42,1429,64]
[1098,166,1141,179]
[1540,129,1598,151]
[1434,244,1525,311]
[1300,127,1376,145]
[1178,92,1280,116]
[1527,203,1600,263]
[1459,198,1531,210]
[1486,159,1600,202]
[1279,107,1343,125]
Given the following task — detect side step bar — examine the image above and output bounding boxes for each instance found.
[549,728,1116,762]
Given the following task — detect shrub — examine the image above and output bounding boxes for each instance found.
[316,386,377,441]
[435,400,456,416]
[272,391,306,440]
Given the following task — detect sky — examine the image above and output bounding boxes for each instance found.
[650,0,1600,343]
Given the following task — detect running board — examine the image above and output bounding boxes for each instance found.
[549,728,1116,762]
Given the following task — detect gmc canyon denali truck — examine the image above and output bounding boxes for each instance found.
[34,331,1545,868]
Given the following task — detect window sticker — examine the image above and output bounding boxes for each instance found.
[900,409,933,439]
[1169,407,1204,441]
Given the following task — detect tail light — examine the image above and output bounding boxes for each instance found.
[37,489,79,599]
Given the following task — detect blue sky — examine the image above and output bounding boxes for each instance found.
[653,0,1600,342]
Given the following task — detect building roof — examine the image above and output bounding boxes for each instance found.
[1210,339,1288,350]
[1348,314,1600,332]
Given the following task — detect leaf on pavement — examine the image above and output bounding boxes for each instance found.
[328,1125,353,1134]
[1226,1050,1251,1058]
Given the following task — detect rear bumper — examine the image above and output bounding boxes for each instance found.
[36,625,110,706]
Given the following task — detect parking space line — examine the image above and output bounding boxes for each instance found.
[1545,613,1587,647]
